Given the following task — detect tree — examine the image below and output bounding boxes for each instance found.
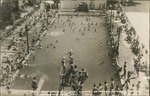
[28,0,36,6]
[1,0,13,24]
[53,0,60,3]
[12,0,20,19]
[52,0,60,9]
[10,12,16,25]
[12,0,19,12]
[1,0,20,26]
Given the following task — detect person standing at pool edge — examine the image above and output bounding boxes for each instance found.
[32,77,38,91]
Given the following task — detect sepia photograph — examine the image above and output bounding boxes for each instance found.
[0,0,149,96]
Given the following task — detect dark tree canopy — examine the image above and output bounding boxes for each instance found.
[1,0,20,26]
[52,0,60,3]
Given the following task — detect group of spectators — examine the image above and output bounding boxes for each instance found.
[60,49,88,95]
[124,24,147,75]
[1,11,37,86]
[92,77,141,96]
[0,3,53,92]
[104,2,148,96]
[105,12,121,59]
[92,56,141,95]
[92,78,121,96]
[106,3,126,58]
[116,0,148,76]
[122,6,148,95]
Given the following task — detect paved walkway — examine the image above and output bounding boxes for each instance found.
[110,3,149,95]
[125,12,149,52]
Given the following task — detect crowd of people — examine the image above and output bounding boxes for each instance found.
[114,0,148,81]
[1,9,39,86]
[92,2,148,96]
[105,3,124,60]
[60,49,88,95]
[0,3,55,92]
[92,77,141,96]
[92,78,120,96]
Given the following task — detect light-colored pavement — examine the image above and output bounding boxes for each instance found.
[113,2,149,95]
[124,1,149,51]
